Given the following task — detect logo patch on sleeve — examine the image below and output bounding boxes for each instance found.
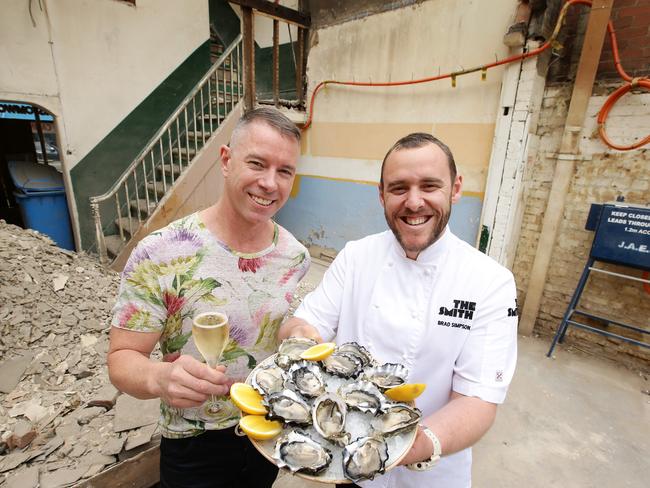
[495,370,504,382]
[508,299,518,317]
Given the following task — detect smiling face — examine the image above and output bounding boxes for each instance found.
[379,143,462,259]
[220,120,300,227]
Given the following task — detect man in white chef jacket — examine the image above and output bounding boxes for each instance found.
[279,132,518,488]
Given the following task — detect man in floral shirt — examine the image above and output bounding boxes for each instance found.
[108,108,309,488]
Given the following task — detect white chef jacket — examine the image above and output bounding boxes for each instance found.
[294,228,518,488]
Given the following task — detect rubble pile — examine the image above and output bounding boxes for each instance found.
[0,222,159,488]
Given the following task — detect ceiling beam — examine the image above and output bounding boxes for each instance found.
[229,0,310,28]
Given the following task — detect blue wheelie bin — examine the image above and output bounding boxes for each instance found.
[8,160,75,251]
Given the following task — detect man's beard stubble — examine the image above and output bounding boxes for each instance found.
[384,204,451,257]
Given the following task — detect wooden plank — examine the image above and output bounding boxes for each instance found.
[273,19,279,107]
[295,27,306,104]
[519,0,614,335]
[76,444,160,488]
[229,0,310,28]
[242,6,255,112]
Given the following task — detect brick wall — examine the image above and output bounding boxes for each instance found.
[548,0,650,82]
[598,0,650,79]
[513,82,650,367]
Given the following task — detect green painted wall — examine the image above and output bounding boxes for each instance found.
[256,43,298,100]
[71,41,211,249]
[209,0,241,45]
[210,0,297,100]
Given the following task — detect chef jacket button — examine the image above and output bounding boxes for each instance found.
[388,262,393,267]
[374,304,380,309]
[411,311,417,318]
[424,269,431,276]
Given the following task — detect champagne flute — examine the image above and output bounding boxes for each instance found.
[192,311,230,415]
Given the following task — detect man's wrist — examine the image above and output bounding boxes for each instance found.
[406,425,441,471]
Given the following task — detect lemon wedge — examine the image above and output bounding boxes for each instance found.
[229,383,268,415]
[384,383,426,402]
[239,415,283,440]
[299,342,336,361]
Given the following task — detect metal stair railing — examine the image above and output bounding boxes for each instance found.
[90,35,243,264]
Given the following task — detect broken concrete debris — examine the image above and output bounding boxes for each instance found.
[0,221,161,486]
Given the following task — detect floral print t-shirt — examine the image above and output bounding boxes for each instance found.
[111,212,310,438]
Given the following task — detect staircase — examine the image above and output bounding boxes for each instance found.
[90,35,243,265]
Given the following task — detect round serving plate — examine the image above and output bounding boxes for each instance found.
[244,354,418,484]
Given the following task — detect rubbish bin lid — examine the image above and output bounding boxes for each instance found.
[7,160,65,192]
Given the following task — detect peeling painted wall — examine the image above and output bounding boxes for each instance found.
[513,82,650,365]
[0,0,208,170]
[277,0,516,252]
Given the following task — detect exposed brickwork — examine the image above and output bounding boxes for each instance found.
[547,0,650,82]
[513,82,650,367]
[487,45,547,267]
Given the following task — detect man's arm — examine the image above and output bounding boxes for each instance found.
[278,316,323,343]
[400,391,497,465]
[107,327,229,408]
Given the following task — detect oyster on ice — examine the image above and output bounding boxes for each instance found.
[374,402,421,435]
[275,337,317,369]
[273,429,333,475]
[361,362,409,390]
[337,342,375,367]
[263,389,312,425]
[338,380,385,414]
[322,351,363,378]
[342,435,389,483]
[312,393,350,446]
[250,364,285,395]
[287,361,326,398]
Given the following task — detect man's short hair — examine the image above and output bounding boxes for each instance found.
[231,107,301,148]
[379,133,457,186]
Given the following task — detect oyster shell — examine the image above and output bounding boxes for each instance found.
[322,351,363,378]
[250,364,285,395]
[342,435,389,483]
[263,389,312,425]
[337,342,374,367]
[374,402,421,435]
[287,361,326,398]
[273,429,332,475]
[338,380,385,414]
[361,362,409,390]
[276,337,317,369]
[312,393,350,446]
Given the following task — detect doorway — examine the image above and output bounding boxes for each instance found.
[0,101,73,249]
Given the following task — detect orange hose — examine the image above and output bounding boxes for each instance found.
[597,19,650,151]
[302,0,649,152]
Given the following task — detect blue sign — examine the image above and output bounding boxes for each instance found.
[589,204,650,271]
[0,103,54,122]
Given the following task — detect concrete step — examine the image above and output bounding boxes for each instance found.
[104,234,125,259]
[158,162,183,178]
[114,216,142,238]
[200,113,227,123]
[210,91,236,102]
[171,146,197,159]
[186,130,211,140]
[216,70,240,83]
[146,181,166,199]
[130,198,155,217]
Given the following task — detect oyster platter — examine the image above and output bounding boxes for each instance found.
[242,338,421,484]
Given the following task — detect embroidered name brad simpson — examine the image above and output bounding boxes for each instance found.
[437,299,476,330]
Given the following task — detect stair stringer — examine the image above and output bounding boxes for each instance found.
[109,102,243,272]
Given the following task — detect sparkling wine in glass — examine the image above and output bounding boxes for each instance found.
[193,311,230,414]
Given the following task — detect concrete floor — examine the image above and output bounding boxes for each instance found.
[274,260,650,488]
